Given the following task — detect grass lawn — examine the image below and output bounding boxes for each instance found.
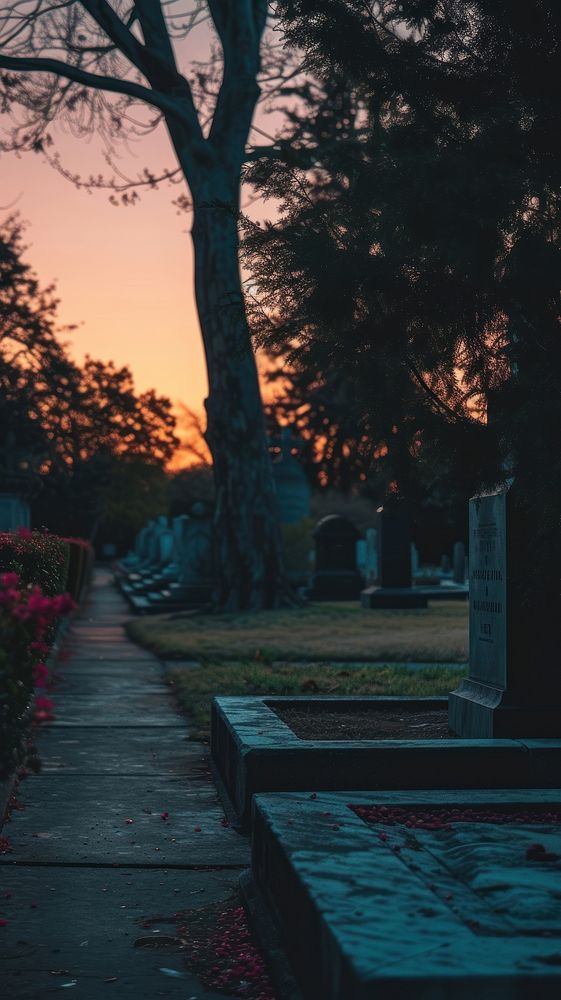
[167,662,465,741]
[127,601,468,664]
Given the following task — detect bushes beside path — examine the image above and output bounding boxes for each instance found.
[0,529,94,785]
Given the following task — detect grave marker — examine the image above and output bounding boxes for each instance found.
[271,429,311,525]
[361,500,427,608]
[449,481,561,736]
[308,515,362,600]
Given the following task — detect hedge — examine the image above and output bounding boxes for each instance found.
[0,529,69,596]
[0,530,85,783]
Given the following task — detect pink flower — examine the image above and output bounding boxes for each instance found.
[30,640,49,657]
[52,593,76,616]
[0,572,20,588]
[35,695,54,710]
[34,695,55,723]
[16,527,33,539]
[27,590,52,616]
[12,605,31,622]
[32,663,49,688]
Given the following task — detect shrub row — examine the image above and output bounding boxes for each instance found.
[0,529,93,783]
[0,529,69,596]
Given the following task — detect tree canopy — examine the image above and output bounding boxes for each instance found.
[0,0,296,609]
[0,215,178,541]
[244,2,560,518]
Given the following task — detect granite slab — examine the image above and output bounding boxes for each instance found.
[212,695,561,826]
[252,789,561,999]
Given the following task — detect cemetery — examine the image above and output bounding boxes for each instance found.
[1,3,560,1000]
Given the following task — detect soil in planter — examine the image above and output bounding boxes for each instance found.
[273,705,457,740]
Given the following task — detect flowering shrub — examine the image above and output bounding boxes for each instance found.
[0,572,75,780]
[0,529,70,597]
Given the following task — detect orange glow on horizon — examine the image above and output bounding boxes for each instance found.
[2,128,209,420]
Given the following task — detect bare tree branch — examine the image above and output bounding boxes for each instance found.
[0,51,183,120]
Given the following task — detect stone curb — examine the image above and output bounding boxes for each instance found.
[212,695,561,827]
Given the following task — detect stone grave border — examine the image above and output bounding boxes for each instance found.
[211,695,561,826]
[250,788,561,1000]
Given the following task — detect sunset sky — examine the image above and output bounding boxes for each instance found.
[0,10,288,460]
[2,123,209,411]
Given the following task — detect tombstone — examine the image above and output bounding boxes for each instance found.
[136,524,152,559]
[364,528,378,584]
[172,514,190,553]
[449,481,561,736]
[441,554,452,575]
[272,429,311,525]
[452,541,466,584]
[167,503,214,605]
[0,495,31,532]
[308,515,362,600]
[143,516,169,568]
[356,539,367,579]
[157,528,175,566]
[361,500,428,608]
[121,517,170,587]
[411,542,420,577]
[141,522,160,568]
[0,431,32,532]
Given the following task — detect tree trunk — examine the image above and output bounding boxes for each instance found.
[190,175,286,610]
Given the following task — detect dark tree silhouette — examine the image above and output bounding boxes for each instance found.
[0,215,177,541]
[0,1,289,609]
[244,5,561,520]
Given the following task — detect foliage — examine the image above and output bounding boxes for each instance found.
[35,458,171,553]
[310,491,379,536]
[0,1,292,610]
[169,463,215,518]
[0,528,69,596]
[0,571,75,779]
[167,661,464,741]
[0,216,178,542]
[281,518,314,576]
[244,3,561,527]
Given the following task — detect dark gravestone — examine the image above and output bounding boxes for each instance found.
[361,501,427,608]
[308,515,362,600]
[449,481,561,736]
[379,502,411,588]
[271,430,311,525]
[166,503,214,606]
[0,431,33,531]
[453,541,466,584]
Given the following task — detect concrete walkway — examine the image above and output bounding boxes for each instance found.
[1,569,250,999]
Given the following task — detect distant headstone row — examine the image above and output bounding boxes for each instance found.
[117,505,214,614]
[116,468,469,615]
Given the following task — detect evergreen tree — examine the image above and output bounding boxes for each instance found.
[244,3,560,525]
